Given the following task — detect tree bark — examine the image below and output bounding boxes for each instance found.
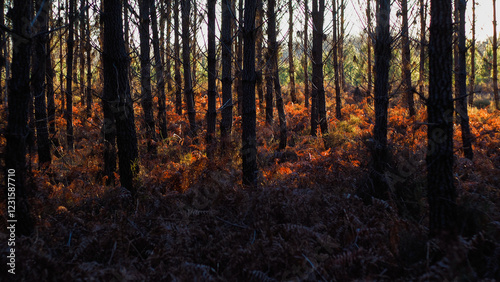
[268,0,287,149]
[371,0,391,199]
[494,0,499,110]
[221,0,234,144]
[182,0,197,137]
[86,0,92,117]
[288,0,297,104]
[207,0,217,157]
[333,0,342,120]
[236,0,244,115]
[66,0,75,150]
[469,0,476,106]
[139,0,157,153]
[401,0,415,116]
[456,0,473,160]
[103,0,139,194]
[304,0,310,108]
[33,0,52,165]
[256,0,264,113]
[419,0,427,100]
[311,0,326,136]
[366,0,373,98]
[427,0,457,238]
[241,0,257,185]
[47,20,56,138]
[5,0,35,236]
[151,0,168,140]
[174,0,182,115]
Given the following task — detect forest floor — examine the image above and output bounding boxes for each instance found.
[1,91,500,280]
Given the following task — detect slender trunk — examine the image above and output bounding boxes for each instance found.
[192,0,197,84]
[457,0,473,160]
[103,0,139,195]
[166,0,173,97]
[419,0,427,99]
[494,0,499,110]
[256,0,264,113]
[124,0,130,81]
[339,0,346,90]
[333,0,342,120]
[304,0,309,108]
[86,0,92,117]
[182,0,197,137]
[241,0,257,185]
[311,0,327,135]
[5,0,35,236]
[174,0,182,115]
[367,0,373,97]
[66,0,75,150]
[221,0,233,144]
[371,0,391,199]
[268,0,287,149]
[402,0,415,116]
[33,0,52,165]
[59,0,65,112]
[236,0,244,115]
[207,0,217,157]
[288,0,297,103]
[47,25,56,137]
[469,0,476,106]
[151,0,168,139]
[139,0,157,153]
[79,0,85,107]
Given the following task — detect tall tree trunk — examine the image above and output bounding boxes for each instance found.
[66,0,75,150]
[311,0,326,136]
[304,0,309,108]
[221,0,234,145]
[333,0,342,120]
[367,0,373,98]
[124,0,130,81]
[86,0,92,117]
[494,0,499,110]
[268,0,287,149]
[151,0,168,139]
[207,0,217,157]
[47,21,56,138]
[103,0,139,195]
[371,0,391,199]
[427,0,457,238]
[192,0,198,85]
[174,0,182,115]
[139,0,157,153]
[242,0,257,185]
[79,0,85,107]
[236,0,244,115]
[402,0,415,116]
[166,0,173,99]
[59,0,65,113]
[469,0,476,107]
[182,0,197,137]
[33,0,52,165]
[256,0,264,113]
[457,0,473,160]
[419,0,427,100]
[5,0,35,236]
[288,0,297,103]
[339,0,346,90]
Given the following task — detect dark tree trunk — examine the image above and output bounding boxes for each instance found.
[236,0,243,115]
[339,0,346,90]
[139,0,157,153]
[151,0,168,140]
[206,0,217,157]
[47,25,56,138]
[103,0,139,195]
[174,0,182,115]
[456,0,473,160]
[241,0,257,185]
[5,0,35,236]
[401,0,415,116]
[268,0,287,149]
[192,0,198,85]
[66,0,75,150]
[494,0,499,110]
[371,0,391,199]
[304,0,309,108]
[311,0,326,136]
[427,0,457,238]
[86,0,92,117]
[59,0,65,114]
[469,0,476,107]
[333,0,342,120]
[288,0,297,103]
[182,0,197,137]
[367,0,373,98]
[256,0,264,113]
[221,0,233,144]
[79,0,85,107]
[33,0,52,165]
[166,0,173,99]
[419,0,427,99]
